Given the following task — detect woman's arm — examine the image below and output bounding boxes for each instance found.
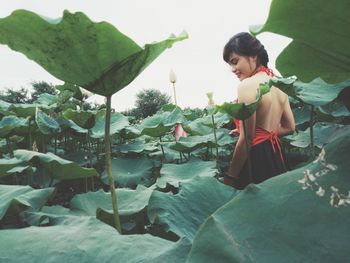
[277,96,295,136]
[227,113,256,178]
[226,81,257,178]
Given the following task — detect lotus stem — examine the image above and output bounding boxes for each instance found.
[211,114,219,164]
[172,83,178,106]
[105,95,122,233]
[6,137,13,157]
[310,105,315,158]
[242,120,253,183]
[28,118,32,150]
[54,134,57,155]
[159,136,166,162]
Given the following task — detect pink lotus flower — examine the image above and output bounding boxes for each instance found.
[175,123,187,141]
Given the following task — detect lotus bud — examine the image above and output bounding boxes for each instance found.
[175,123,187,141]
[169,69,177,84]
[32,141,38,152]
[206,92,215,106]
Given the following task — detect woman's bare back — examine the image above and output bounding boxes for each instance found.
[238,73,295,136]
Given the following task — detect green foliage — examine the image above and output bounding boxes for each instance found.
[13,150,98,180]
[250,0,350,83]
[156,159,218,189]
[186,131,350,262]
[137,107,186,137]
[148,176,236,241]
[0,87,29,104]
[101,157,154,188]
[35,108,61,135]
[167,129,235,153]
[270,77,350,107]
[30,81,57,102]
[0,184,55,220]
[0,10,188,96]
[286,122,350,148]
[0,116,29,138]
[128,89,172,120]
[216,83,270,120]
[90,111,129,138]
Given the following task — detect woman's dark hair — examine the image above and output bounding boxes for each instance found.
[223,32,269,67]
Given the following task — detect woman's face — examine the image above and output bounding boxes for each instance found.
[228,52,257,81]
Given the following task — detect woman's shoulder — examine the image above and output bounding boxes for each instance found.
[237,78,260,104]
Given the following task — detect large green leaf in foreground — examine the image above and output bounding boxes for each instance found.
[0,10,188,96]
[0,184,54,220]
[0,217,192,263]
[148,176,237,241]
[251,0,350,83]
[13,150,98,180]
[186,130,350,263]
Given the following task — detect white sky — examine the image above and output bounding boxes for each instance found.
[0,0,290,111]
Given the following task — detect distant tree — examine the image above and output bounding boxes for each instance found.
[183,107,205,120]
[0,87,29,103]
[30,81,57,102]
[133,89,171,119]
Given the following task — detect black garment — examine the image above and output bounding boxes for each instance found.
[232,140,287,189]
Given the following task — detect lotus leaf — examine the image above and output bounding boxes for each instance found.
[62,108,95,128]
[167,129,235,153]
[184,112,231,136]
[90,111,129,138]
[35,108,61,135]
[0,216,192,263]
[250,0,350,83]
[292,106,311,126]
[0,115,29,137]
[34,93,58,106]
[217,83,270,120]
[13,149,98,180]
[286,122,350,148]
[23,205,86,226]
[138,107,186,138]
[101,157,154,188]
[0,157,26,177]
[56,117,88,134]
[0,10,188,96]
[271,77,350,107]
[116,140,158,154]
[0,184,54,220]
[156,159,218,189]
[186,130,350,262]
[148,176,237,241]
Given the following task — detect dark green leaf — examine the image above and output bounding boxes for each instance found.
[250,0,350,83]
[0,10,188,96]
[187,129,350,262]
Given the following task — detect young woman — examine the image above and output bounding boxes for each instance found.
[223,32,295,189]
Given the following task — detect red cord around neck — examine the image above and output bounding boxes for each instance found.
[252,66,275,77]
